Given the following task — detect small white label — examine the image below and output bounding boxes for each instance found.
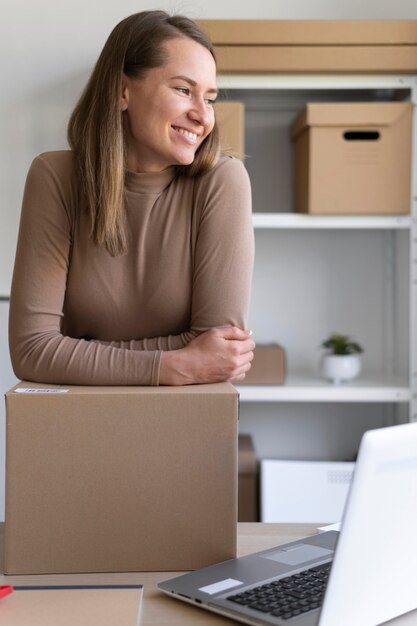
[198,578,243,595]
[15,388,69,394]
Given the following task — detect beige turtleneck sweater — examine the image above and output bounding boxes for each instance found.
[9,151,254,385]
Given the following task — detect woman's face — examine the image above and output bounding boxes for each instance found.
[121,36,217,173]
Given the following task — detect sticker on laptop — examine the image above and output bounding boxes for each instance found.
[198,579,243,595]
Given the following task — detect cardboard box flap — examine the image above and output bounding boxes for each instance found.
[291,101,412,139]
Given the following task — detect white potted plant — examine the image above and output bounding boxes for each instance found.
[320,333,363,385]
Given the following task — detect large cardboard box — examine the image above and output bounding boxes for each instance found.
[4,382,238,574]
[214,101,245,160]
[291,102,412,215]
[239,344,286,385]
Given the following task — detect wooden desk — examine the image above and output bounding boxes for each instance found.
[1,523,416,625]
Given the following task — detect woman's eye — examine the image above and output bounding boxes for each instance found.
[205,98,216,106]
[175,87,190,96]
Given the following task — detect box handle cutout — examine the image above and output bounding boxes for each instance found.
[343,131,380,141]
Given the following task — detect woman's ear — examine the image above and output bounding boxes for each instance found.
[120,76,129,111]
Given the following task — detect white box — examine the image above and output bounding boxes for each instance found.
[261,459,355,523]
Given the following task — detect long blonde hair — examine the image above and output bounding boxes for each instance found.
[67,11,220,256]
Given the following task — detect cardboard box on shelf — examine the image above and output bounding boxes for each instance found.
[198,20,417,73]
[214,101,245,160]
[238,434,258,522]
[199,19,417,46]
[291,102,412,215]
[4,382,238,574]
[240,344,286,385]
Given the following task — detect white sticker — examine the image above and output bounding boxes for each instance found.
[15,388,69,394]
[198,578,243,595]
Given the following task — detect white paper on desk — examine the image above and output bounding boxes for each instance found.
[1,585,143,626]
[317,522,341,533]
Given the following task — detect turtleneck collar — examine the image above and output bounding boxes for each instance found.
[125,166,176,195]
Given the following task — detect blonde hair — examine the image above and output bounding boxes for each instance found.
[67,11,220,256]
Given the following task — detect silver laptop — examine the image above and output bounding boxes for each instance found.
[159,422,417,625]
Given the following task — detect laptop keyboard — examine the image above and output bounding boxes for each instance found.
[227,561,331,621]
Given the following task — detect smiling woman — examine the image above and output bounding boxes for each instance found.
[121,38,218,173]
[9,10,255,386]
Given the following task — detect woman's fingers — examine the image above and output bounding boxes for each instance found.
[211,326,255,355]
[229,360,253,382]
[160,326,256,385]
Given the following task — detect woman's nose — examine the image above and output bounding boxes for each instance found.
[189,97,211,128]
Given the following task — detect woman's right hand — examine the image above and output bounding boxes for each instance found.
[159,326,255,386]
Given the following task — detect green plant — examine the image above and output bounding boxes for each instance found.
[321,333,363,355]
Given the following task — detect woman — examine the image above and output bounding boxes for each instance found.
[9,10,255,386]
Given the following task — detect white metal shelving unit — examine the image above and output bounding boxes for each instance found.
[237,374,410,403]
[218,74,417,423]
[252,214,412,230]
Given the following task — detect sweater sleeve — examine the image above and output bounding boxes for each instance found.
[89,157,254,351]
[9,155,161,385]
[182,157,254,343]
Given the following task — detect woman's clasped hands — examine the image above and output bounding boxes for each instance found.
[159,326,255,385]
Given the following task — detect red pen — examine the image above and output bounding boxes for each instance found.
[0,585,13,599]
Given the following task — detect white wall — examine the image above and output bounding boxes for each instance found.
[1,0,416,520]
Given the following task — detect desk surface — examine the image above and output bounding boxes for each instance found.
[1,523,416,625]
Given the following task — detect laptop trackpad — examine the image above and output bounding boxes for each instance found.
[263,543,333,566]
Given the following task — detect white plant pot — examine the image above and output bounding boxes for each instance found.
[320,354,362,385]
